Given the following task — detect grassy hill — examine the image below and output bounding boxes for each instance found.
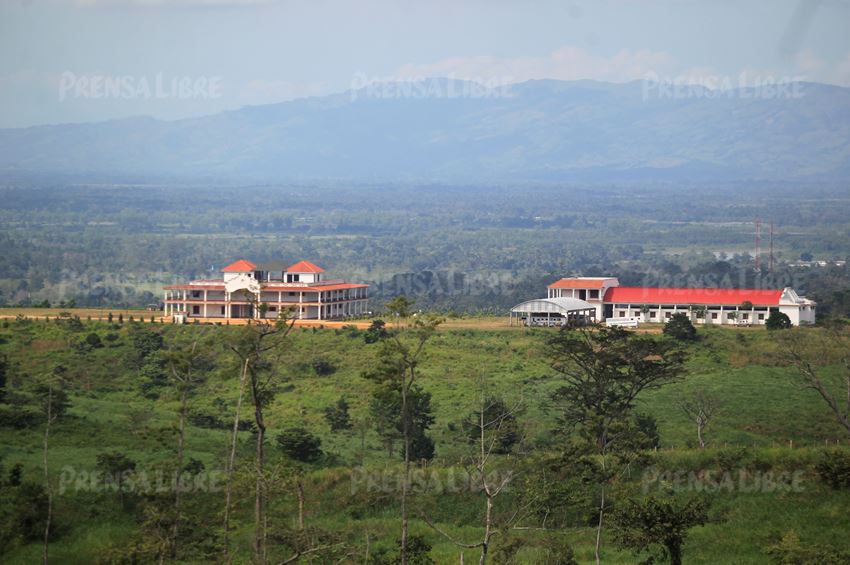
[1,316,849,563]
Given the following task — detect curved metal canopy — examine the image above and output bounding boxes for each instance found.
[510,297,596,314]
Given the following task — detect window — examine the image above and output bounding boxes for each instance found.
[650,312,657,318]
[191,291,201,298]
[742,313,749,320]
[665,312,672,319]
[220,306,225,315]
[589,290,599,299]
[269,306,277,312]
[711,312,718,319]
[727,313,735,319]
[192,305,200,315]
[619,311,626,317]
[758,313,765,320]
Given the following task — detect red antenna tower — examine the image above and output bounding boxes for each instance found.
[769,222,775,272]
[754,219,762,272]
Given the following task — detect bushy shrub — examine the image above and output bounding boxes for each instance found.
[277,427,323,463]
[766,311,792,331]
[311,358,337,377]
[364,319,388,344]
[714,447,750,473]
[323,397,353,432]
[663,312,697,341]
[0,480,50,552]
[765,530,850,564]
[815,450,850,489]
[189,410,253,431]
[0,404,41,429]
[85,332,103,349]
[336,325,361,338]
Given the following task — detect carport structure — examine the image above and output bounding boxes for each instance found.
[509,297,597,327]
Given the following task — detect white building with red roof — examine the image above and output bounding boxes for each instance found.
[511,277,815,327]
[164,260,368,321]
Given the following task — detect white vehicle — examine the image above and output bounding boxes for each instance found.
[605,316,640,329]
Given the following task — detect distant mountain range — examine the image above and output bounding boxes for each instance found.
[2,79,849,181]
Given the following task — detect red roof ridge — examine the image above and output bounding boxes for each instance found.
[222,259,257,273]
[548,277,617,289]
[286,260,325,273]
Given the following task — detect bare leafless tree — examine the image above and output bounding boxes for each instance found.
[42,382,56,565]
[423,387,524,565]
[679,390,722,449]
[778,326,850,436]
[38,365,67,565]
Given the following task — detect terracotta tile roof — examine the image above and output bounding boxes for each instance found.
[286,260,325,273]
[222,259,257,273]
[548,277,615,290]
[164,282,368,292]
[163,281,225,290]
[264,283,368,292]
[603,287,783,306]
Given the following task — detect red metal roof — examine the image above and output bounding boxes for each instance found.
[548,278,614,290]
[222,259,257,273]
[604,287,783,306]
[286,260,325,273]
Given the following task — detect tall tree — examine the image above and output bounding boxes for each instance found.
[223,306,296,563]
[369,383,435,460]
[547,327,686,565]
[35,365,69,565]
[163,334,212,558]
[362,314,442,565]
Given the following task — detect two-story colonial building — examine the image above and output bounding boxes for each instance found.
[163,260,369,321]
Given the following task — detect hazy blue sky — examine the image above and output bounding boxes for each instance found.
[2,0,849,127]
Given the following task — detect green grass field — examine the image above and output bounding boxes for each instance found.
[1,317,849,563]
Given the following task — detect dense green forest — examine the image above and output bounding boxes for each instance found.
[1,314,850,563]
[2,180,850,316]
